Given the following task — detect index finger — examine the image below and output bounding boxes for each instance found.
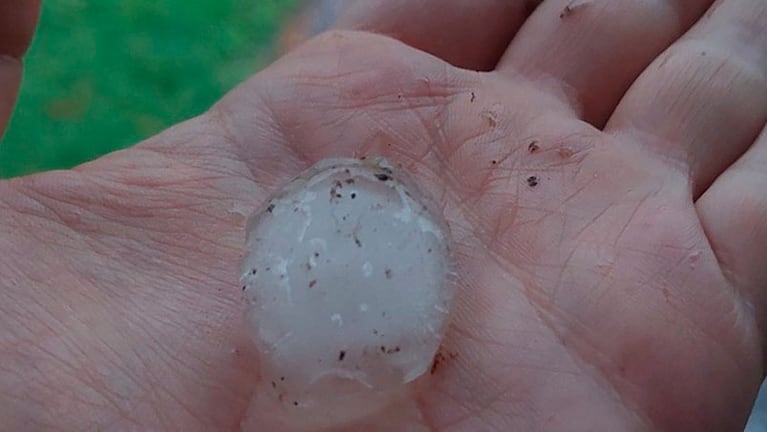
[331,0,542,70]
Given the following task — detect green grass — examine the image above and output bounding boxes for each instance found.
[0,0,297,179]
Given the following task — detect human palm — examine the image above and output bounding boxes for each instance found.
[1,1,765,431]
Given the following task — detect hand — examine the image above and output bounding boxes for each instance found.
[1,1,765,430]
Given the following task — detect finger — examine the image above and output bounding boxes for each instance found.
[606,0,767,198]
[0,0,39,57]
[495,0,714,125]
[333,0,543,70]
[696,125,767,343]
[0,0,40,137]
[0,57,21,139]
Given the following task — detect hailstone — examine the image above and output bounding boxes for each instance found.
[241,157,454,429]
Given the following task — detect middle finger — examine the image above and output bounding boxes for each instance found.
[495,0,714,126]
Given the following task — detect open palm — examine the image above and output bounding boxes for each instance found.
[1,1,766,431]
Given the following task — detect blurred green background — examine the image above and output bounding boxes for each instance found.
[0,0,297,179]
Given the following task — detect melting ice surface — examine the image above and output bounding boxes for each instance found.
[241,158,454,429]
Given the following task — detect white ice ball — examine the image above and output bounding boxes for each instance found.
[241,158,454,429]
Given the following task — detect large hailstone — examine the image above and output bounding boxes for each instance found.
[241,157,454,429]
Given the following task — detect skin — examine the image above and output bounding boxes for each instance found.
[0,0,765,430]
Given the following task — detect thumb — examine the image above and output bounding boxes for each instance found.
[0,0,40,139]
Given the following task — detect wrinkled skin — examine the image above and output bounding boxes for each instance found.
[1,1,766,431]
